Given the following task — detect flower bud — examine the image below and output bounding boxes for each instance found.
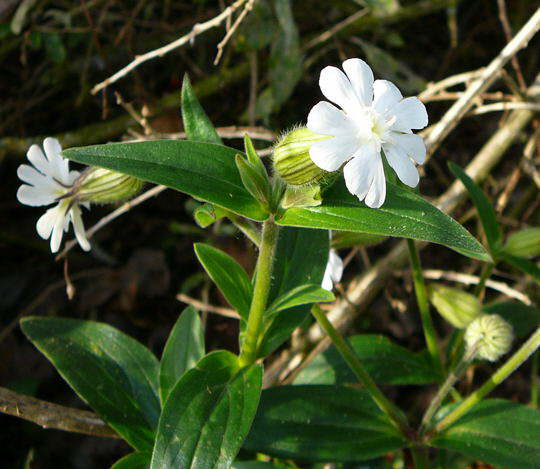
[429,284,481,329]
[74,167,143,204]
[281,185,322,209]
[504,228,540,259]
[464,314,514,362]
[273,128,329,186]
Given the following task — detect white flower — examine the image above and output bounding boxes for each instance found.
[322,249,344,291]
[17,137,90,253]
[307,58,428,208]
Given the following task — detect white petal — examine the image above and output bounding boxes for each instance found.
[27,144,49,175]
[321,249,344,291]
[342,58,374,106]
[319,66,362,113]
[373,80,403,115]
[364,158,386,208]
[307,101,356,136]
[310,136,359,172]
[70,206,91,251]
[17,184,56,206]
[383,143,419,188]
[393,133,426,164]
[36,207,60,240]
[50,204,69,253]
[44,137,69,183]
[343,143,378,200]
[390,97,428,131]
[17,164,46,186]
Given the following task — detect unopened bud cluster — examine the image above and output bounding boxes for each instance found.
[464,314,514,362]
[429,284,481,329]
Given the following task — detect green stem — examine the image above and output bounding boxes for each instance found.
[229,215,261,247]
[411,447,429,469]
[473,263,494,299]
[433,327,540,435]
[420,344,477,435]
[239,219,279,366]
[310,304,409,434]
[531,351,538,408]
[407,239,443,375]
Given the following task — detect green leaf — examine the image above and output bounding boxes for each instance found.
[258,227,329,356]
[431,399,540,468]
[267,284,334,314]
[111,452,151,469]
[499,252,540,283]
[194,203,228,228]
[244,134,269,181]
[235,154,271,208]
[277,178,490,262]
[151,351,262,469]
[20,317,160,451]
[44,33,66,63]
[194,243,253,319]
[331,231,385,249]
[294,335,438,386]
[244,385,407,462]
[63,141,269,221]
[232,463,283,469]
[448,162,502,254]
[159,306,205,405]
[482,301,540,337]
[181,75,221,145]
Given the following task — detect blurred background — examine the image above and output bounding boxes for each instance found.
[0,0,538,467]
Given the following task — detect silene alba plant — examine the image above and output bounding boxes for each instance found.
[15,59,540,468]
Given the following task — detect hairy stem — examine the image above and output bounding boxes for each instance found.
[239,219,279,366]
[473,263,494,299]
[407,239,443,375]
[433,327,540,434]
[310,304,409,434]
[229,215,261,247]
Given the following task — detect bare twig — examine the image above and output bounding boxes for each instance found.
[424,8,540,157]
[176,293,240,319]
[114,92,155,135]
[0,386,118,439]
[497,0,527,91]
[417,270,532,305]
[419,68,484,99]
[521,126,540,187]
[214,0,255,65]
[56,185,166,260]
[471,101,540,115]
[90,0,247,94]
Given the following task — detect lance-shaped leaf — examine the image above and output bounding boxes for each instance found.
[235,154,271,209]
[449,162,502,254]
[277,178,490,262]
[267,284,334,315]
[499,252,540,283]
[431,399,540,468]
[244,385,407,462]
[159,306,205,404]
[111,452,151,469]
[63,141,269,221]
[181,74,222,144]
[194,243,253,319]
[151,351,262,469]
[21,317,160,451]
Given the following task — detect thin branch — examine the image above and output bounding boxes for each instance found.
[418,270,532,305]
[90,0,247,94]
[214,0,255,65]
[424,7,540,157]
[471,101,540,115]
[176,293,240,319]
[419,68,484,99]
[0,387,118,439]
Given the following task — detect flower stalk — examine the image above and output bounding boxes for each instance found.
[433,326,540,435]
[407,239,443,376]
[239,219,279,366]
[310,304,409,434]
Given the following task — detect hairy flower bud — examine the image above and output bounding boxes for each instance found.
[273,128,329,186]
[464,314,514,362]
[504,228,540,259]
[74,167,143,204]
[429,284,481,328]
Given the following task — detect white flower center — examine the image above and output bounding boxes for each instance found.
[348,106,393,151]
